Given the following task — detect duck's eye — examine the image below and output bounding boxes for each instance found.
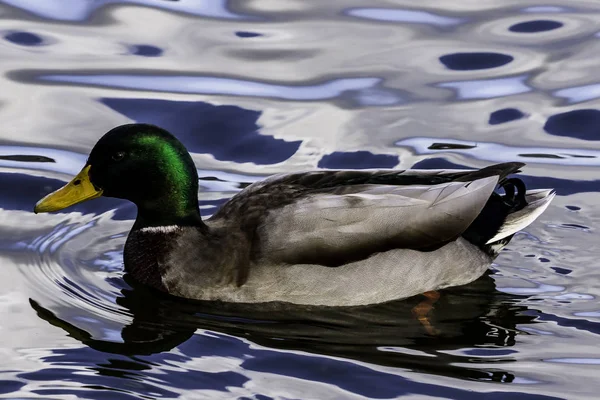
[112,151,126,161]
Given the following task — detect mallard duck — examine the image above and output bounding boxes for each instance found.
[34,124,554,307]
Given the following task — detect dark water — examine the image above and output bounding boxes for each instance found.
[1,1,599,399]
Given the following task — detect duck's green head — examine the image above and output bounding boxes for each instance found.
[34,124,201,226]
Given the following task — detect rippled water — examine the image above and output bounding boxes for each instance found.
[1,1,600,399]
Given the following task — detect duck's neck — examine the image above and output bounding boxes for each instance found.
[133,208,205,232]
[125,192,207,292]
[124,224,187,293]
[132,191,207,232]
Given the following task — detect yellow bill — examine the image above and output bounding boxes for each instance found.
[34,165,103,213]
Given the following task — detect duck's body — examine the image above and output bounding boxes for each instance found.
[35,124,554,306]
[124,165,553,306]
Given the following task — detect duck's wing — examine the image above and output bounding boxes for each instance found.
[211,163,523,266]
[255,175,499,266]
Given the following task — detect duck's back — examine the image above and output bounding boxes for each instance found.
[210,163,539,264]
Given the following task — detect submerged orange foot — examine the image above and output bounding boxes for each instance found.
[412,290,441,336]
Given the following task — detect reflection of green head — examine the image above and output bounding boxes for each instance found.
[85,124,201,227]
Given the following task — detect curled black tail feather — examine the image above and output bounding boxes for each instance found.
[499,178,527,212]
[462,174,528,256]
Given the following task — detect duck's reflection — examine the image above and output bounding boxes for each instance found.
[30,271,537,383]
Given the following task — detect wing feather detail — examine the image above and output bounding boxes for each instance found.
[257,176,499,265]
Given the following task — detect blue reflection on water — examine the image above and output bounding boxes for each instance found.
[101,98,301,164]
[489,108,525,125]
[19,329,565,400]
[544,109,600,140]
[0,381,25,395]
[440,52,514,71]
[318,151,399,169]
[4,31,43,46]
[551,267,572,275]
[509,20,563,33]
[235,31,262,38]
[129,44,162,57]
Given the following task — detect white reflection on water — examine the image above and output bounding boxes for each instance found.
[545,358,600,364]
[552,293,594,300]
[352,87,404,106]
[438,76,531,99]
[346,8,464,26]
[41,74,381,101]
[0,146,86,175]
[575,311,600,317]
[499,283,564,295]
[522,6,569,13]
[555,82,600,103]
[0,0,244,22]
[397,137,600,166]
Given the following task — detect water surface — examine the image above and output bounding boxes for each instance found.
[1,1,600,399]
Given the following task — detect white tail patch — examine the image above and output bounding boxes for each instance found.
[486,189,555,244]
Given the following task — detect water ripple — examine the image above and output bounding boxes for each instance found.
[345,8,464,26]
[0,146,86,175]
[2,1,600,399]
[555,83,600,103]
[397,137,600,166]
[39,73,381,101]
[0,0,247,22]
[438,75,531,99]
[522,6,569,13]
